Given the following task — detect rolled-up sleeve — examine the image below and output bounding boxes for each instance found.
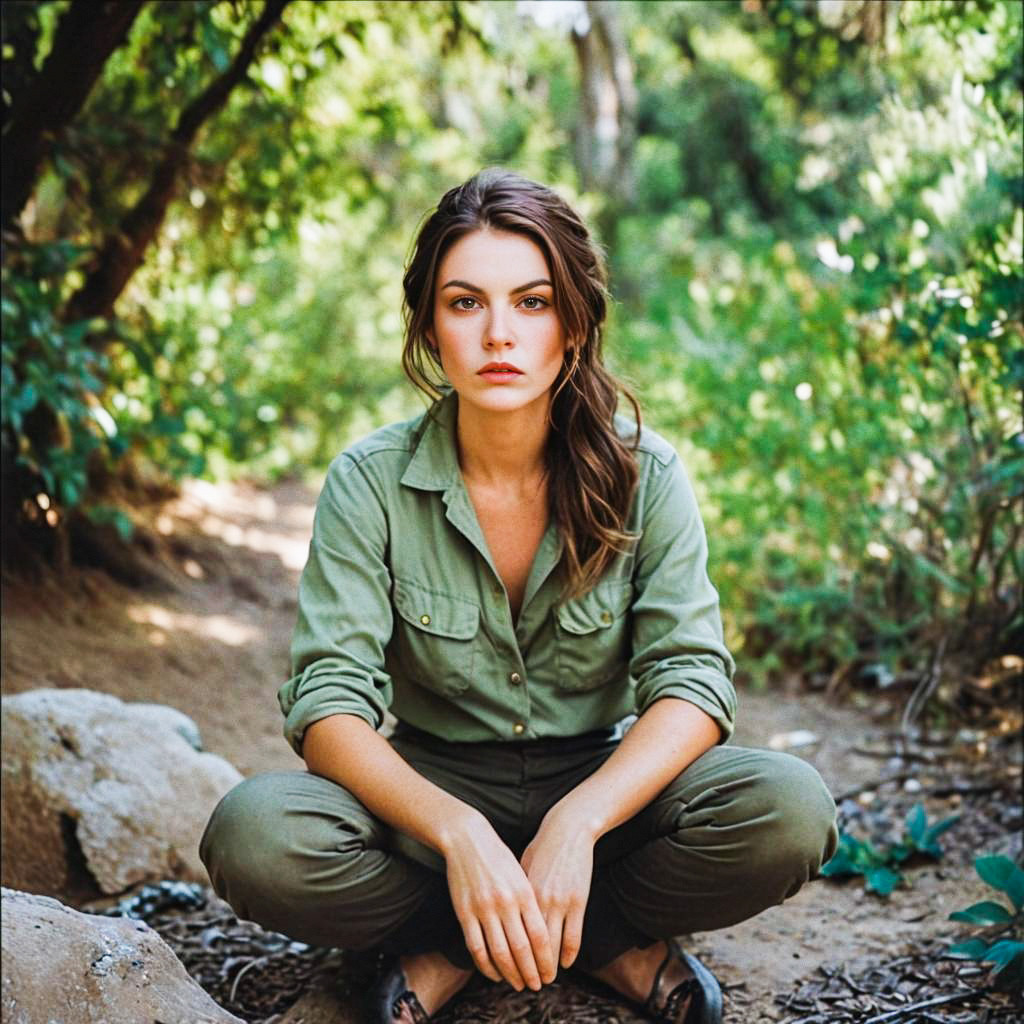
[278,455,395,754]
[630,452,737,741]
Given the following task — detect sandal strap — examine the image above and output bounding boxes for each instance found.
[643,944,675,1015]
[392,989,430,1023]
[662,977,699,1021]
[643,940,701,1024]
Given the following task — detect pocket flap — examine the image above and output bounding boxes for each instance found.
[555,580,632,636]
[393,578,479,640]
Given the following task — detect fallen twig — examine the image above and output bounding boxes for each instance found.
[862,988,981,1023]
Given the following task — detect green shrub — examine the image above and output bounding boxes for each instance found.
[821,803,960,896]
[948,854,1024,991]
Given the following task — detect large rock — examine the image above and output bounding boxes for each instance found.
[1,689,242,900]
[0,887,243,1024]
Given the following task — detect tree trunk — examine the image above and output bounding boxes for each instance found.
[588,0,636,204]
[62,0,291,329]
[571,0,637,204]
[1,0,146,233]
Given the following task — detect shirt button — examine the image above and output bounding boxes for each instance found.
[513,722,525,735]
[420,614,431,626]
[600,610,613,625]
[509,672,522,685]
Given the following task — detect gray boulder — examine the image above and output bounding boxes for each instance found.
[1,689,242,900]
[0,887,243,1024]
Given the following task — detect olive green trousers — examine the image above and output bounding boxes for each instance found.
[200,724,838,971]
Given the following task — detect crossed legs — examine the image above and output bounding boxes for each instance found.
[200,739,837,986]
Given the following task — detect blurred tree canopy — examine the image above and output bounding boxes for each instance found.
[2,0,1021,694]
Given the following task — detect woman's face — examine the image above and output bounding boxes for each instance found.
[429,228,567,419]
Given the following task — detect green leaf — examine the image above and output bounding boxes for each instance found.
[200,18,230,72]
[59,478,80,507]
[948,900,1013,925]
[820,849,857,876]
[984,939,1024,967]
[906,803,927,844]
[866,866,902,896]
[922,813,960,846]
[976,855,1016,891]
[15,382,38,413]
[988,941,1024,991]
[948,938,990,959]
[1006,864,1024,912]
[85,504,135,542]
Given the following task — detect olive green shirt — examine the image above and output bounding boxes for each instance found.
[279,392,736,753]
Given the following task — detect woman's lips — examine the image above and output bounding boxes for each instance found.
[478,362,523,382]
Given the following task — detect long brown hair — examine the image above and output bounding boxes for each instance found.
[402,168,640,597]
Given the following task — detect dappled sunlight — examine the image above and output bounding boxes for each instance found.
[127,603,260,648]
[169,479,315,574]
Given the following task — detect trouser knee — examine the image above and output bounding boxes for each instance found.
[199,771,437,950]
[740,751,838,890]
[200,773,312,910]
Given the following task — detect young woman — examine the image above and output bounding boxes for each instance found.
[201,169,838,1024]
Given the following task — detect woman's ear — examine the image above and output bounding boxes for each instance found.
[425,325,437,351]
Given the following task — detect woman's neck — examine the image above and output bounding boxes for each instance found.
[454,398,550,493]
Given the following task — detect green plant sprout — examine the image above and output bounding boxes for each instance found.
[820,802,960,896]
[947,854,1024,992]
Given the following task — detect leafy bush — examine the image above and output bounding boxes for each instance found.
[612,0,1023,682]
[1,241,115,515]
[948,854,1024,991]
[820,803,960,896]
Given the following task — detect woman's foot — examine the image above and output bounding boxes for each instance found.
[387,951,473,1022]
[590,940,683,1008]
[587,940,722,1023]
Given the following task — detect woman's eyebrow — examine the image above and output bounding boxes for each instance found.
[440,278,552,294]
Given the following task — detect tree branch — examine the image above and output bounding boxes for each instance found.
[1,0,146,232]
[63,0,291,328]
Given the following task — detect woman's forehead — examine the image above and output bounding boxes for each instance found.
[437,228,551,284]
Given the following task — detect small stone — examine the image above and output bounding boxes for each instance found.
[768,729,820,751]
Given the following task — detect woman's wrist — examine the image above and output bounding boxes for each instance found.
[543,792,607,843]
[434,800,493,858]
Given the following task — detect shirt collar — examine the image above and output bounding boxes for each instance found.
[400,390,461,492]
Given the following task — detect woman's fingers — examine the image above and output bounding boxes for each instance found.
[461,916,502,983]
[559,899,585,969]
[482,915,529,990]
[521,901,557,984]
[542,910,564,979]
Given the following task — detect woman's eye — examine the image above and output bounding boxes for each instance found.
[520,296,548,310]
[452,297,479,310]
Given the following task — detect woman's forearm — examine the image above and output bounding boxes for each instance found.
[302,714,484,856]
[548,697,721,841]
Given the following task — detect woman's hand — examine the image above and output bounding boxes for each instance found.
[520,806,597,971]
[441,808,557,991]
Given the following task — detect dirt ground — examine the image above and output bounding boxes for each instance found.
[2,478,1019,1022]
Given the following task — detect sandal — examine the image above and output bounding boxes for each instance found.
[643,939,723,1024]
[374,956,430,1023]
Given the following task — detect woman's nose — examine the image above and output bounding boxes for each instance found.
[484,309,514,348]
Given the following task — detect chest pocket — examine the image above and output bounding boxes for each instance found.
[554,579,633,691]
[392,577,480,697]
